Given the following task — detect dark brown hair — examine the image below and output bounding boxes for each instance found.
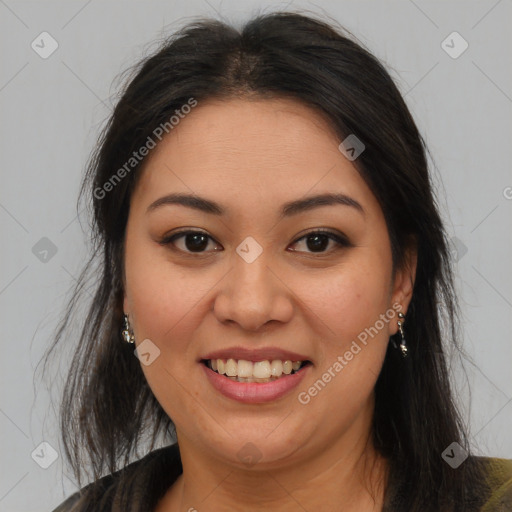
[44,10,489,511]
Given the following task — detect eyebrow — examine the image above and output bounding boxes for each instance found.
[146,192,364,218]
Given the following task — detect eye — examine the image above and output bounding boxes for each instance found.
[160,230,221,254]
[159,229,350,255]
[289,229,350,254]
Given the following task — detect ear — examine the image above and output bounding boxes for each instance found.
[389,244,417,335]
[121,257,130,315]
[123,294,130,316]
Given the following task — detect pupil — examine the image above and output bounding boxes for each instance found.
[185,233,208,252]
[307,234,328,252]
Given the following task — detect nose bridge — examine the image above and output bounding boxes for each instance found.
[231,238,274,303]
[213,236,292,330]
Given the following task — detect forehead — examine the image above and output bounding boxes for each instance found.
[132,97,376,216]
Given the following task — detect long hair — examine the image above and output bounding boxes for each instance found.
[43,10,489,510]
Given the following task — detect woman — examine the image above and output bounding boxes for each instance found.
[47,10,512,512]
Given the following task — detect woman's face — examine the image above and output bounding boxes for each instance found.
[123,97,414,471]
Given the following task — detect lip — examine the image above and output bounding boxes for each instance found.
[201,362,311,404]
[201,346,311,363]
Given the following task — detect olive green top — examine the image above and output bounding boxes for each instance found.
[480,457,512,511]
[52,444,512,511]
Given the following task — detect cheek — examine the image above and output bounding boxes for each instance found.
[290,252,393,409]
[125,240,213,344]
[293,268,391,426]
[124,244,215,424]
[293,257,393,346]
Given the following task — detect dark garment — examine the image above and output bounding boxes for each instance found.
[52,444,512,511]
[52,444,182,512]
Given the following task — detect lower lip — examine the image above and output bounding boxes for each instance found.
[201,363,311,404]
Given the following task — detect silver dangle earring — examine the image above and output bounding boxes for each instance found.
[397,312,408,358]
[121,314,135,344]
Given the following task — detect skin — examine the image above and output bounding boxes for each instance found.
[122,97,417,511]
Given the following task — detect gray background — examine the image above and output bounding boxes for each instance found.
[1,1,511,510]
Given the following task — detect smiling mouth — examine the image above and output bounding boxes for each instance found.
[201,358,312,383]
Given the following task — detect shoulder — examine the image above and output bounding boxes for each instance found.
[475,455,512,511]
[51,443,181,512]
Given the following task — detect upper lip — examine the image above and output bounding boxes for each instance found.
[201,346,311,363]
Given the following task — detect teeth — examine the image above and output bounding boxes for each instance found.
[270,360,283,377]
[237,359,253,378]
[225,358,237,377]
[253,360,271,379]
[234,376,271,383]
[207,358,306,379]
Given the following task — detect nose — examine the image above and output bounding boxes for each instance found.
[213,248,294,332]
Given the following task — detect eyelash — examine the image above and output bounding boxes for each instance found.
[159,229,350,255]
